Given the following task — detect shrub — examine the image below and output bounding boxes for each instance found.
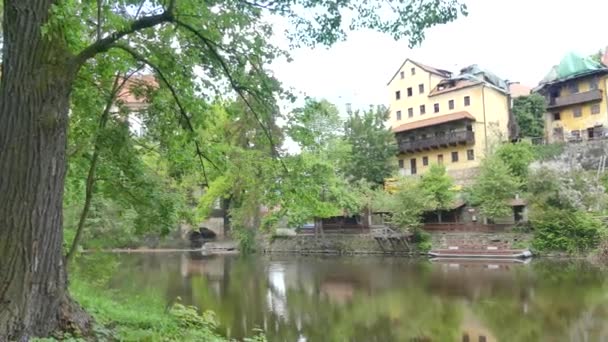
[531,207,604,253]
[411,228,432,252]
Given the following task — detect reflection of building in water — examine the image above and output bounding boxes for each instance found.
[180,254,225,295]
[319,279,355,304]
[460,305,496,342]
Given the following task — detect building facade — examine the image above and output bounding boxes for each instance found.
[387,59,512,183]
[534,53,608,143]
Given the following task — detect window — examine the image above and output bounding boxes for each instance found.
[571,130,581,140]
[437,154,444,165]
[479,336,487,342]
[434,103,440,113]
[411,67,416,75]
[418,84,424,94]
[408,107,414,118]
[396,110,402,120]
[448,99,454,110]
[451,151,459,162]
[395,91,401,100]
[568,82,579,94]
[462,334,470,342]
[400,71,405,79]
[466,124,473,131]
[467,149,475,160]
[398,159,404,168]
[407,87,413,97]
[422,156,429,166]
[592,103,601,114]
[464,96,471,106]
[420,105,426,115]
[590,79,599,90]
[553,112,561,121]
[410,158,417,175]
[573,107,582,118]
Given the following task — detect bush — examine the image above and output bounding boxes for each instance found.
[411,228,432,252]
[532,143,565,161]
[531,208,604,253]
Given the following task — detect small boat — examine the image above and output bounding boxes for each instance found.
[428,247,532,259]
[429,257,532,265]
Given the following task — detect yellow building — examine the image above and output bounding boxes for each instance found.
[387,59,513,182]
[534,52,608,143]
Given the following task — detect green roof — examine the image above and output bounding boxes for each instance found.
[541,52,605,84]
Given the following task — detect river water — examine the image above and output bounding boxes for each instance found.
[77,253,608,341]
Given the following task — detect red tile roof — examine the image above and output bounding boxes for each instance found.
[508,83,531,97]
[392,111,476,133]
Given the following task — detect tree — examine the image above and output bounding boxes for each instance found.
[344,105,397,186]
[419,165,455,223]
[287,98,343,153]
[494,142,535,182]
[512,94,546,138]
[0,0,466,338]
[468,157,521,219]
[387,178,430,231]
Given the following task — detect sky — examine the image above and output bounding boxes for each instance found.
[269,0,608,113]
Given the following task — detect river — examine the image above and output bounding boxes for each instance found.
[76,253,608,341]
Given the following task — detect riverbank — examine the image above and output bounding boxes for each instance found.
[260,231,534,255]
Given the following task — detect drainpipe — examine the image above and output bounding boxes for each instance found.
[482,84,489,155]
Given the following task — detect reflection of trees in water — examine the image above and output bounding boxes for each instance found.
[77,254,608,342]
[471,260,608,342]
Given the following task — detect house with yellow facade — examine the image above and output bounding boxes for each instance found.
[387,59,514,182]
[534,52,608,143]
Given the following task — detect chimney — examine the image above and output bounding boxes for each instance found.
[602,47,608,67]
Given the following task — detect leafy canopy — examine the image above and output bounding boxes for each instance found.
[512,94,546,138]
[343,106,397,186]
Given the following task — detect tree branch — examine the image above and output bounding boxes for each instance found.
[75,10,173,65]
[112,44,220,185]
[174,19,288,172]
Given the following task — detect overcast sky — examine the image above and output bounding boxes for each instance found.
[270,0,608,113]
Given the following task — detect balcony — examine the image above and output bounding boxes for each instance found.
[547,89,603,109]
[398,130,474,153]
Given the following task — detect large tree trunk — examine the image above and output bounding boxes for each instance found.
[0,1,90,339]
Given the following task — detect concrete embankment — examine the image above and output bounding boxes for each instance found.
[260,231,534,255]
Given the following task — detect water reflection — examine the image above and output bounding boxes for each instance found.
[77,253,608,341]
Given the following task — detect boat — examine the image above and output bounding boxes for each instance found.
[429,256,532,265]
[428,247,532,259]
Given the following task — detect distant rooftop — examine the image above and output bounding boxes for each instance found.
[535,52,608,91]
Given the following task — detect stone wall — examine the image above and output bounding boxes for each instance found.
[260,231,533,255]
[532,139,608,172]
[260,234,414,255]
[430,231,532,250]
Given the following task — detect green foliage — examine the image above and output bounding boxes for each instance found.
[386,178,430,231]
[528,167,607,212]
[69,264,263,341]
[287,98,343,153]
[56,0,467,253]
[343,106,397,186]
[532,143,565,161]
[231,227,257,254]
[527,167,608,253]
[469,156,521,219]
[512,94,546,138]
[419,165,455,214]
[494,142,535,181]
[531,208,604,253]
[411,229,432,252]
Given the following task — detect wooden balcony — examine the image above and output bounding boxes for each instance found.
[547,89,603,109]
[398,131,474,153]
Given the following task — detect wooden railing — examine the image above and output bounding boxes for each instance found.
[547,89,602,109]
[398,131,474,153]
[423,223,512,232]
